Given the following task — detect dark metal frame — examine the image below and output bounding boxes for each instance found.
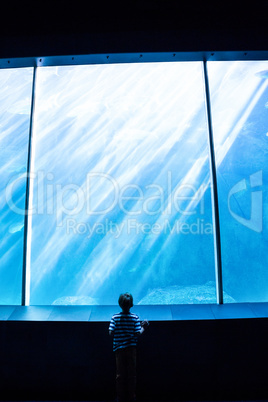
[11,51,266,305]
[21,66,37,306]
[203,61,223,304]
[0,50,268,70]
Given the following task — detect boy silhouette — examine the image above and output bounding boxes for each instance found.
[109,293,149,402]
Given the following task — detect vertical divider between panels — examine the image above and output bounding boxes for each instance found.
[22,66,37,306]
[203,60,223,304]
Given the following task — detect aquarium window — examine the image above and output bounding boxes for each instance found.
[28,62,217,305]
[0,67,33,304]
[208,60,268,302]
[2,58,268,309]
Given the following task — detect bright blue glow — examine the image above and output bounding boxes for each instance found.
[208,61,268,302]
[0,67,33,304]
[29,62,217,305]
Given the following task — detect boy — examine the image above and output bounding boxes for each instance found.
[109,293,149,402]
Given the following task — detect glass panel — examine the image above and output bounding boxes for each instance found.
[0,67,33,304]
[208,60,268,302]
[30,62,216,305]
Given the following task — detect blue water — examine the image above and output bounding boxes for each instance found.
[208,61,268,302]
[0,61,267,305]
[0,67,33,304]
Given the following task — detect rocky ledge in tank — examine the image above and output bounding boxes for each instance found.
[52,296,99,305]
[138,282,235,304]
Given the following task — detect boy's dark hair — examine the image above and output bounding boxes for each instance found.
[118,293,133,311]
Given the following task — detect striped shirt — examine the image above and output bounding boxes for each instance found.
[109,312,141,352]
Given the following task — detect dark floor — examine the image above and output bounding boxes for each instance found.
[6,399,268,402]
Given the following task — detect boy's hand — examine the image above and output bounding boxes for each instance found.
[141,319,149,329]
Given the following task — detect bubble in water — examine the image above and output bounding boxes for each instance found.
[265,101,268,109]
[8,222,24,234]
[256,70,268,79]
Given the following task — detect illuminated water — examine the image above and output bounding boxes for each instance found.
[0,67,33,304]
[208,61,268,302]
[0,61,267,305]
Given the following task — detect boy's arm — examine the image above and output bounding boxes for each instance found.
[109,316,115,336]
[137,327,145,336]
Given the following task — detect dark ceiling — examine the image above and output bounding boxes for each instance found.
[0,0,267,58]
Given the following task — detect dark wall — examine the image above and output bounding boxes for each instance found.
[0,0,267,58]
[0,318,267,401]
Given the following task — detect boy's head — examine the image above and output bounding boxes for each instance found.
[118,292,133,312]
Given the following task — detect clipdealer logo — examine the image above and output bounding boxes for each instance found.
[228,170,263,233]
[5,170,263,235]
